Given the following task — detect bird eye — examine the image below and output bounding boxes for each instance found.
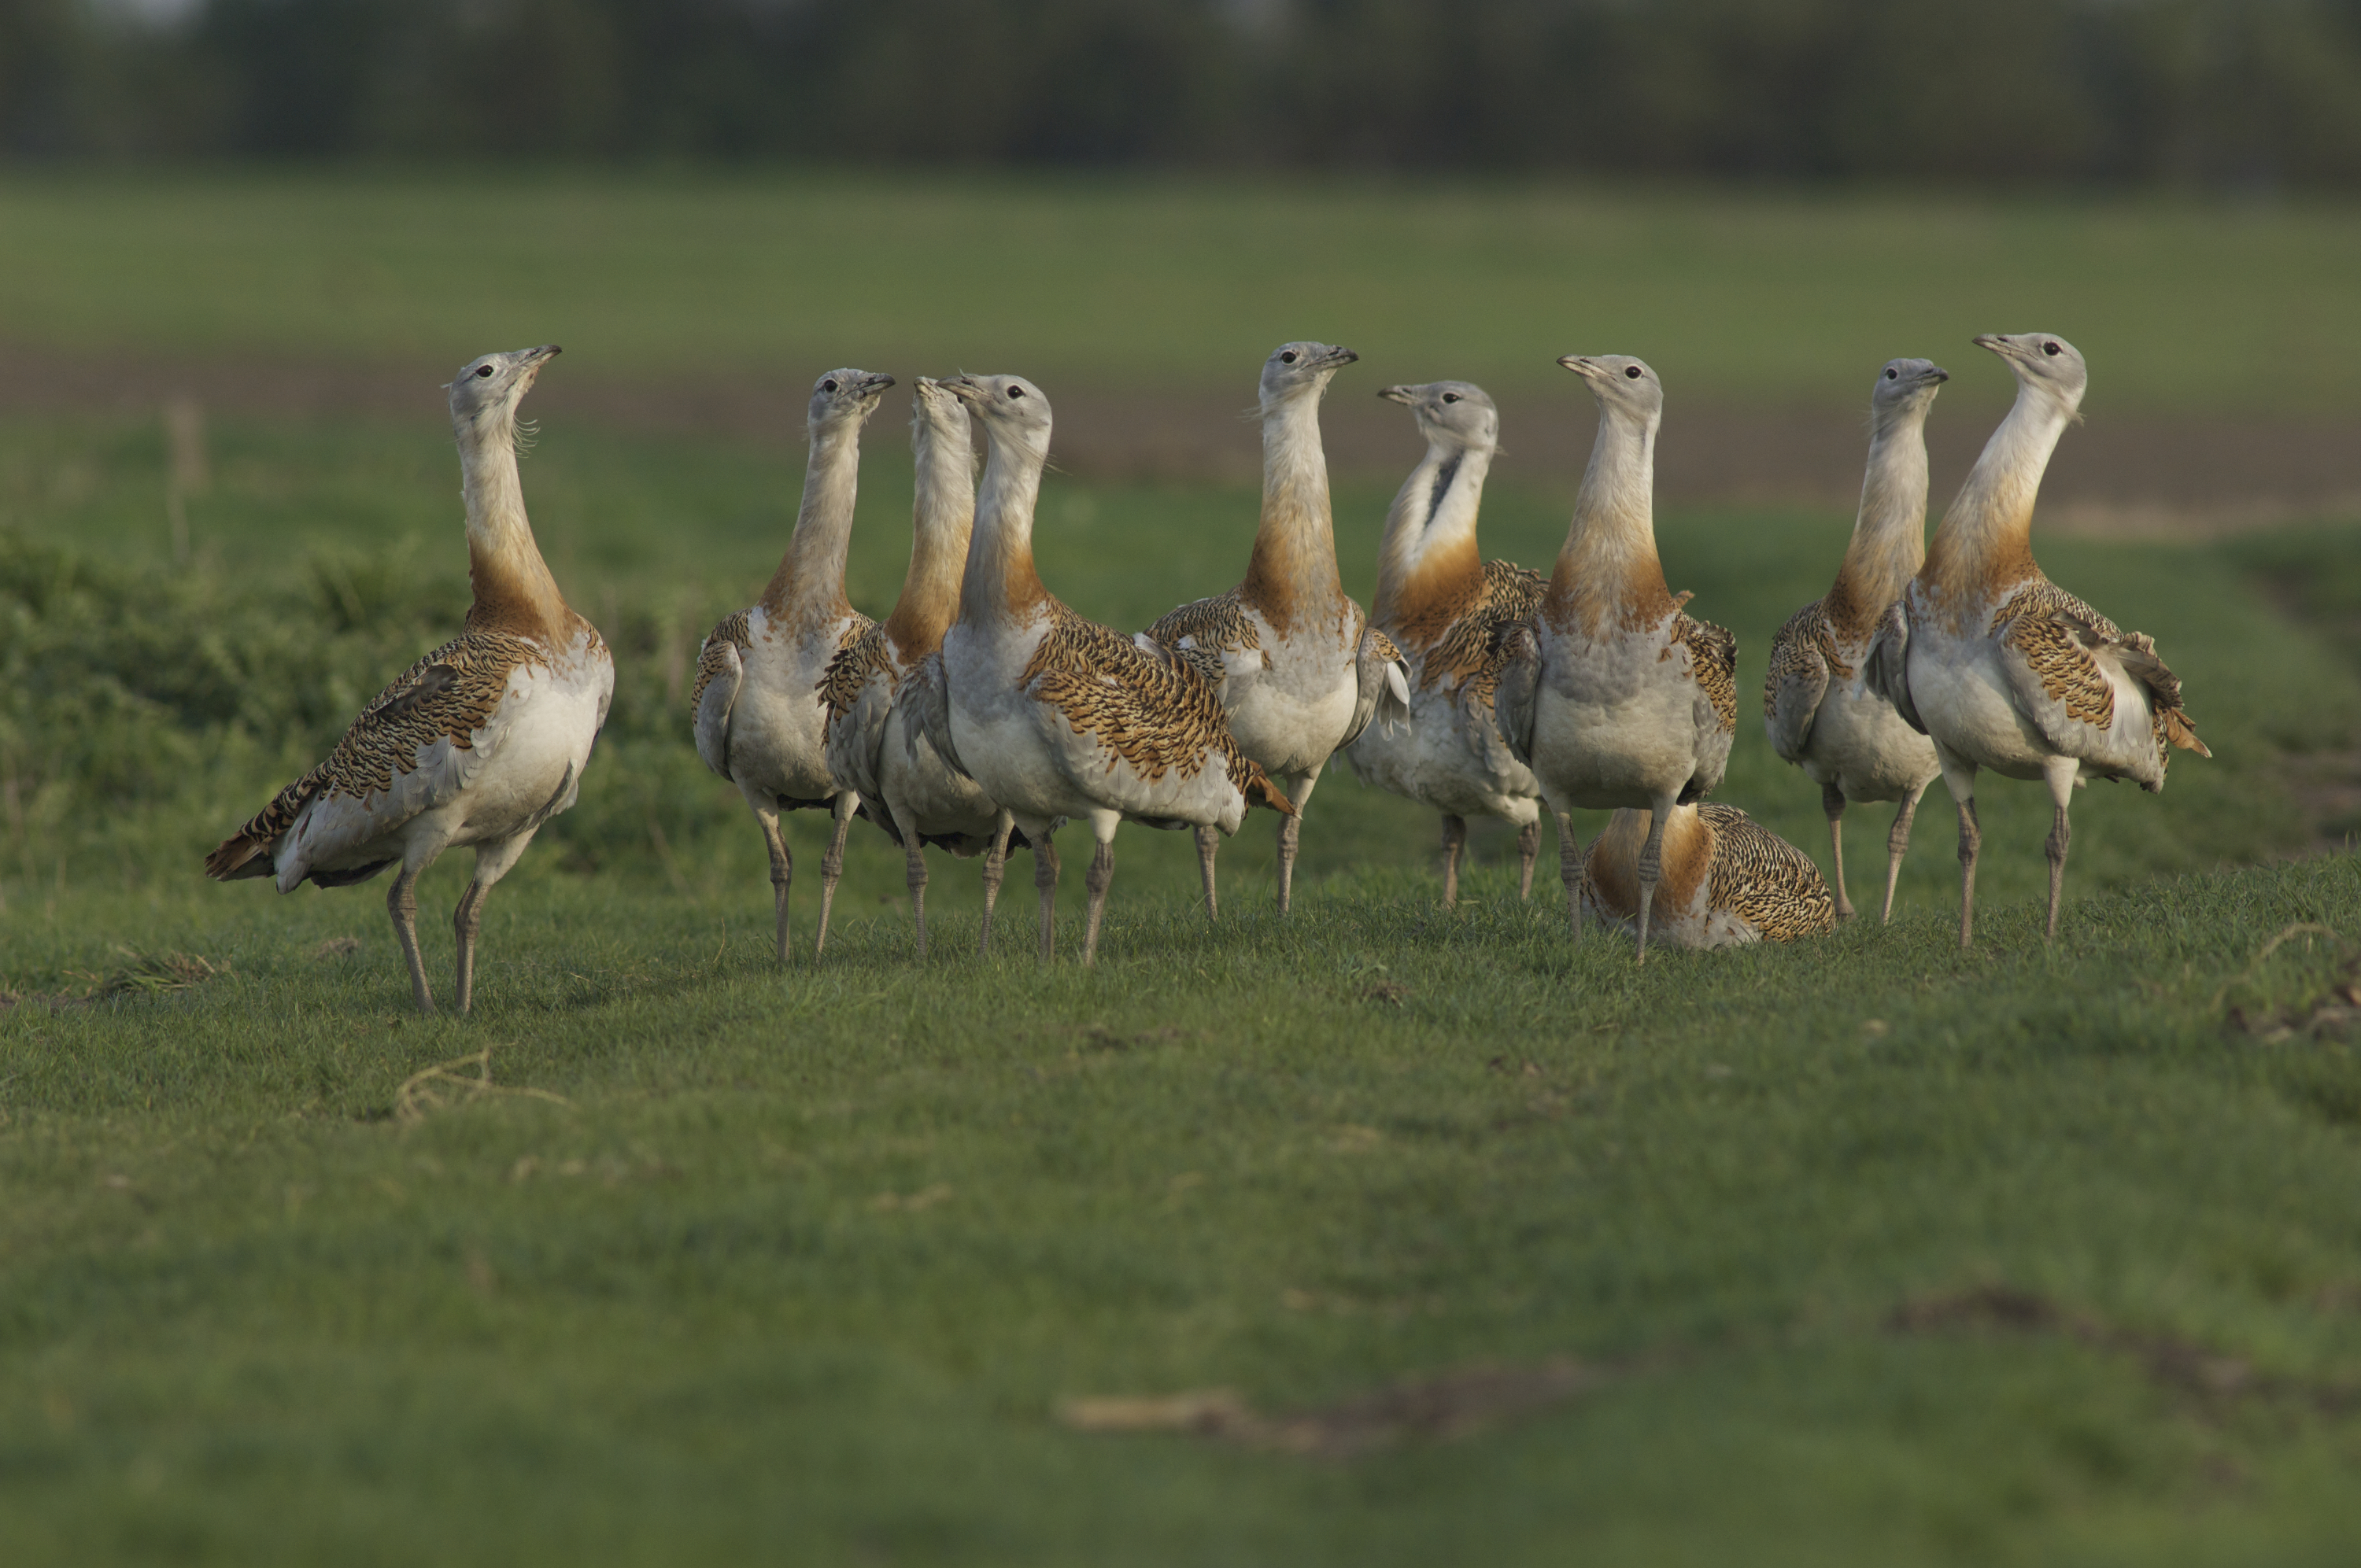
[1885,367,1898,380]
[822,378,839,393]
[1280,350,1298,364]
[1442,392,1460,404]
[2042,341,2060,356]
[474,365,494,378]
[1007,385,1025,399]
[1624,365,1642,379]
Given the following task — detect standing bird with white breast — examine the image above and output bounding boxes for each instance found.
[1344,380,1546,906]
[1868,333,2208,947]
[204,346,613,1016]
[1142,342,1407,917]
[1763,357,1948,923]
[693,369,894,963]
[819,377,1024,958]
[936,373,1294,965]
[1493,355,1738,963]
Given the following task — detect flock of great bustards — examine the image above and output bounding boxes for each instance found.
[205,334,2208,1015]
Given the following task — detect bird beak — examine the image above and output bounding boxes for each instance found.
[940,376,982,404]
[1924,366,1950,384]
[1972,334,2012,356]
[860,372,896,395]
[1377,385,1416,405]
[1557,355,1594,376]
[527,345,561,364]
[1326,346,1359,367]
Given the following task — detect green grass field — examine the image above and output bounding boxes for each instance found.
[7,170,2361,408]
[6,175,2361,1563]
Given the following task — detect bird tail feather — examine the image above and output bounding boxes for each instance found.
[203,832,275,881]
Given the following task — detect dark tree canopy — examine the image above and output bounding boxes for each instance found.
[12,0,2361,186]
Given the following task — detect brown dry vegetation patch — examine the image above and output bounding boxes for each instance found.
[0,949,227,1012]
[1059,1356,1609,1459]
[1887,1285,2358,1415]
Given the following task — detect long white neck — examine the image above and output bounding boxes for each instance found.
[959,418,1051,633]
[1373,435,1493,631]
[1240,385,1342,629]
[1827,401,1932,633]
[1547,399,1672,634]
[885,411,976,659]
[762,419,864,632]
[456,408,568,642]
[1920,377,2077,616]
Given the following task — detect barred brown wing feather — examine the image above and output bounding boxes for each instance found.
[1145,589,1265,667]
[689,608,751,720]
[204,628,544,880]
[1700,803,1835,942]
[1762,602,1836,763]
[1675,613,1739,736]
[1993,580,2206,773]
[1029,601,1279,807]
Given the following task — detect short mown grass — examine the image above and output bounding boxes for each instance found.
[5,404,2361,1563]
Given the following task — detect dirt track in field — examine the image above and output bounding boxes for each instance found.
[8,342,2358,535]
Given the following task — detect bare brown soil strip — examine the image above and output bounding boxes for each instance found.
[7,342,2357,533]
[1059,1285,2355,1459]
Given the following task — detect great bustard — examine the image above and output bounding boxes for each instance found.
[692,368,894,963]
[819,377,1024,957]
[1345,380,1546,906]
[1583,803,1837,949]
[935,373,1293,965]
[1141,342,1406,917]
[1868,333,2208,947]
[1763,357,1947,923]
[1494,355,1738,962]
[204,346,613,1016]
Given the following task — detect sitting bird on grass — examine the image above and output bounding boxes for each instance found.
[1141,342,1407,918]
[1494,354,1738,963]
[1868,333,2209,947]
[937,372,1294,965]
[1345,379,1546,906]
[1763,357,1947,923]
[1582,803,1837,949]
[820,377,1025,958]
[204,346,613,1016]
[692,368,895,963]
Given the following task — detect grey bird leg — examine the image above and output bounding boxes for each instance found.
[387,864,434,1016]
[1034,832,1062,962]
[1956,796,1982,950]
[814,795,855,957]
[1275,811,1302,914]
[2042,755,2078,943]
[1881,782,1927,926]
[1440,814,1467,909]
[978,812,1014,958]
[1822,780,1854,920]
[904,832,930,961]
[1556,810,1583,943]
[452,876,488,1015]
[1082,836,1116,967]
[756,802,793,965]
[1516,819,1540,902]
[1194,824,1220,923]
[1635,795,1676,965]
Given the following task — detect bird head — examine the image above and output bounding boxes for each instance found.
[446,345,559,433]
[1973,333,2086,409]
[911,376,971,441]
[1871,357,1947,425]
[1557,354,1661,420]
[1378,380,1498,452]
[808,368,896,434]
[1260,341,1358,405]
[940,373,1051,448]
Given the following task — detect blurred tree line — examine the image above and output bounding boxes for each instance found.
[8,0,2361,186]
